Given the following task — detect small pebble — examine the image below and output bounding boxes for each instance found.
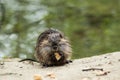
[34,74,42,80]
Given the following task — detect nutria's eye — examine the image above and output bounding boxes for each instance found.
[45,44,51,47]
[59,43,66,46]
[59,34,63,38]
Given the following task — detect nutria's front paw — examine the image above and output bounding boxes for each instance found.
[43,64,54,67]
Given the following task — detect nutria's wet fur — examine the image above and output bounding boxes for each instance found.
[35,28,72,67]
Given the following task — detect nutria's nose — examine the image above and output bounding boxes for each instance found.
[53,46,58,50]
[52,42,58,51]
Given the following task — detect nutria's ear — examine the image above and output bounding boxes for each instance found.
[59,33,65,38]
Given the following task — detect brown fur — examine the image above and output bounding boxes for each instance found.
[35,28,72,66]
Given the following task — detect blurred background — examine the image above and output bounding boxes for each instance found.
[0,0,120,59]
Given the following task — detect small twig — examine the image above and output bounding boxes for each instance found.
[82,68,103,71]
[0,73,18,76]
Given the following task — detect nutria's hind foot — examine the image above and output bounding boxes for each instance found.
[66,60,72,64]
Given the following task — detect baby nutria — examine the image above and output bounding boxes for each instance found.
[35,28,72,67]
[19,28,72,67]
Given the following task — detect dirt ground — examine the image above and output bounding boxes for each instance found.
[0,52,120,80]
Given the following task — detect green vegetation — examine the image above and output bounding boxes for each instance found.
[0,0,120,59]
